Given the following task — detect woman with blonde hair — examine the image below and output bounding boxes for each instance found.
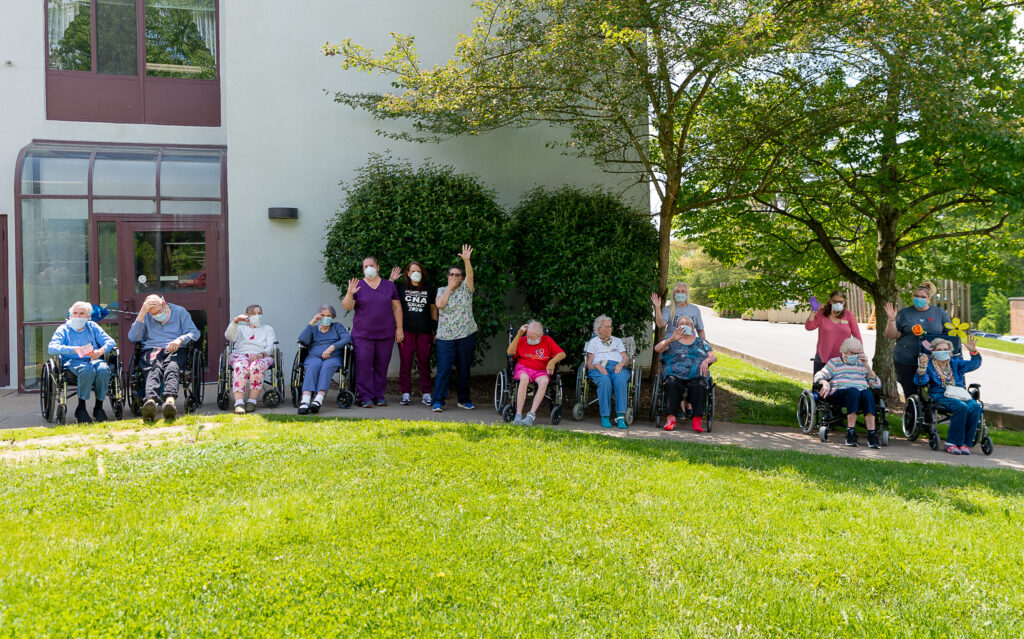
[652,282,705,338]
[884,281,950,398]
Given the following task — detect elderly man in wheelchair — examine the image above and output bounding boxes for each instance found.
[911,336,990,455]
[809,337,884,449]
[45,301,119,424]
[127,294,201,422]
[498,321,566,425]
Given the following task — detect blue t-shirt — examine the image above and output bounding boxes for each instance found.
[661,338,713,380]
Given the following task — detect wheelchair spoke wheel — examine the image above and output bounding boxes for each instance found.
[704,387,714,433]
[902,396,921,441]
[40,362,56,422]
[263,390,281,408]
[797,390,816,434]
[493,372,508,413]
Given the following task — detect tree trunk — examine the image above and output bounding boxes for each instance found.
[649,185,678,382]
[873,215,900,402]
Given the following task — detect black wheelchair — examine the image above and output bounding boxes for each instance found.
[125,341,206,416]
[39,350,126,425]
[289,342,356,409]
[493,325,564,424]
[215,341,285,410]
[797,382,889,445]
[900,334,992,455]
[649,373,716,431]
[571,336,642,425]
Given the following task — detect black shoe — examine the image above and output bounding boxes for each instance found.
[867,430,880,449]
[141,398,159,423]
[92,402,108,422]
[297,402,309,415]
[845,428,859,447]
[162,397,177,421]
[309,400,321,414]
[74,402,93,424]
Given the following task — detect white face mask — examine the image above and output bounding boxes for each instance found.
[68,317,88,331]
[409,271,422,283]
[526,337,541,345]
[364,266,378,279]
[248,314,262,327]
[680,325,693,336]
[831,303,844,314]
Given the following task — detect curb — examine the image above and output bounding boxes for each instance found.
[977,346,1024,364]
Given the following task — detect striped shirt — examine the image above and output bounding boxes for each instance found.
[813,357,881,391]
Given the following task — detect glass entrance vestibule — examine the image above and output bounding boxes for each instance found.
[15,142,227,392]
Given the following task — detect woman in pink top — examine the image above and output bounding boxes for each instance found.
[805,289,862,374]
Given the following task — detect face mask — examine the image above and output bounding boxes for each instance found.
[409,271,422,283]
[526,337,541,345]
[319,316,333,327]
[68,317,87,331]
[831,303,844,314]
[248,314,262,327]
[674,293,688,303]
[680,326,693,336]
[912,297,928,310]
[364,266,378,279]
[933,350,951,361]
[153,309,169,323]
[844,354,860,365]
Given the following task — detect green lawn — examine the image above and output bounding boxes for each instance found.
[712,354,1024,447]
[975,336,1024,357]
[2,416,1023,636]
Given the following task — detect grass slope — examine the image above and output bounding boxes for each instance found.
[2,416,1023,637]
[974,336,1024,357]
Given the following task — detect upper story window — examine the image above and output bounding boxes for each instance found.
[45,0,221,126]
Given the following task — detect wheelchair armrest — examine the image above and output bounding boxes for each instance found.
[968,383,981,400]
[967,383,980,390]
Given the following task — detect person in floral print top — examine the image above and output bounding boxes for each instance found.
[431,245,478,412]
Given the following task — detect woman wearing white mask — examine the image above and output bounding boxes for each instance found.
[813,337,882,448]
[653,315,716,432]
[296,304,352,414]
[47,301,117,423]
[389,261,437,406]
[506,320,566,425]
[342,256,402,408]
[914,337,983,455]
[224,304,277,414]
[805,289,862,374]
[652,282,705,339]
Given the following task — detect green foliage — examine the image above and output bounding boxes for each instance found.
[510,187,657,355]
[49,5,92,71]
[978,290,1011,335]
[667,241,750,308]
[322,156,512,352]
[145,6,217,79]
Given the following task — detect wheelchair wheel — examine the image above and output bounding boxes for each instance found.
[493,371,509,413]
[624,407,634,426]
[650,378,663,427]
[337,389,355,409]
[981,436,994,456]
[880,429,890,447]
[111,400,124,420]
[630,369,642,419]
[263,390,282,408]
[502,403,515,423]
[928,431,940,451]
[184,348,204,414]
[125,350,143,417]
[704,385,715,433]
[216,351,230,410]
[551,405,563,425]
[55,404,67,425]
[40,361,56,423]
[289,351,303,407]
[572,403,585,421]
[797,390,816,434]
[902,395,922,441]
[819,425,829,442]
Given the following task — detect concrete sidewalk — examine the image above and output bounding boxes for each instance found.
[2,385,1022,471]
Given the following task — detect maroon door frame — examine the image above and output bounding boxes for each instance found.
[0,215,9,387]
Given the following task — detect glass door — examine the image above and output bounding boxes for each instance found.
[117,221,222,381]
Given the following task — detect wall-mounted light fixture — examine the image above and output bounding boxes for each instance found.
[268,207,298,220]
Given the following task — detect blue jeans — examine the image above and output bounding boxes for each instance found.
[932,393,983,447]
[302,356,342,393]
[67,359,111,401]
[433,333,476,404]
[588,360,630,417]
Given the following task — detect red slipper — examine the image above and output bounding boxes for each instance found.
[664,415,676,431]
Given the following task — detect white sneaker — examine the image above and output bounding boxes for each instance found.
[401,393,411,406]
[422,393,433,406]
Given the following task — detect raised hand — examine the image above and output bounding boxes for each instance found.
[233,313,249,324]
[347,278,361,296]
[518,324,529,335]
[963,337,977,353]
[310,312,325,326]
[809,295,820,312]
[884,302,898,318]
[459,244,473,262]
[389,267,401,282]
[651,292,662,309]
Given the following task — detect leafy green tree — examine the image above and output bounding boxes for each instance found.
[680,0,1024,394]
[978,290,1010,335]
[145,7,216,79]
[510,187,658,357]
[322,156,513,358]
[49,7,92,71]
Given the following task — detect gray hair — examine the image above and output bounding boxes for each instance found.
[593,314,612,334]
[68,300,92,315]
[527,319,544,333]
[839,337,863,354]
[675,314,694,327]
[245,303,263,315]
[931,338,953,351]
[319,304,337,318]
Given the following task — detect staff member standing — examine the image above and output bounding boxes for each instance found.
[390,261,437,406]
[432,245,477,412]
[342,256,402,408]
[884,281,950,399]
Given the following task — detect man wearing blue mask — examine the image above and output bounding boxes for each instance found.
[48,301,117,423]
[128,294,201,422]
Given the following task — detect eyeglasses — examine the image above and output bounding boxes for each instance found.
[448,273,462,277]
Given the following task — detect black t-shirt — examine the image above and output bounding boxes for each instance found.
[397,283,437,335]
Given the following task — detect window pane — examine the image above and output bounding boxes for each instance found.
[21,200,89,323]
[134,230,207,293]
[23,325,62,391]
[94,199,157,214]
[98,222,119,309]
[160,151,221,198]
[96,0,138,76]
[160,200,220,215]
[145,0,217,79]
[48,0,92,71]
[20,146,90,196]
[94,150,157,196]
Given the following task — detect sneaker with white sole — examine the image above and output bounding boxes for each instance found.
[867,430,880,449]
[432,403,444,412]
[422,393,433,406]
[523,412,535,426]
[401,393,411,406]
[845,428,858,447]
[457,402,475,410]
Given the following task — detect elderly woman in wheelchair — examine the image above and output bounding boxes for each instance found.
[913,337,987,455]
[811,337,883,449]
[46,301,118,423]
[296,304,353,414]
[653,316,716,432]
[503,320,566,425]
[222,304,279,414]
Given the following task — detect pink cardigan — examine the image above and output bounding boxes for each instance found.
[805,309,862,363]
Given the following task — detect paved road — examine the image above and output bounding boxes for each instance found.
[700,307,1023,415]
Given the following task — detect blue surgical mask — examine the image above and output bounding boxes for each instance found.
[674,293,688,303]
[68,317,87,331]
[318,316,333,327]
[912,297,928,310]
[153,309,169,323]
[844,354,860,365]
[933,351,951,361]
[680,325,693,336]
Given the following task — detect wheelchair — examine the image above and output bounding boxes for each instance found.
[215,342,285,410]
[571,336,642,425]
[797,382,889,445]
[900,333,993,455]
[39,349,126,425]
[649,372,716,431]
[125,340,206,416]
[289,342,356,409]
[493,324,564,424]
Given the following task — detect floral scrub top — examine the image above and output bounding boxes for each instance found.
[436,282,478,341]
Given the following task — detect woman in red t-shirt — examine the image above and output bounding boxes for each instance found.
[506,321,566,425]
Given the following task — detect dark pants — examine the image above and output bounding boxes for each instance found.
[140,348,187,400]
[433,333,475,404]
[932,394,983,447]
[354,337,394,403]
[664,376,708,418]
[398,331,432,395]
[812,355,825,375]
[894,361,918,399]
[829,387,876,416]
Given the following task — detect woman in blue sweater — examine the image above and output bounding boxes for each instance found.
[48,301,117,423]
[297,304,352,414]
[914,337,983,455]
